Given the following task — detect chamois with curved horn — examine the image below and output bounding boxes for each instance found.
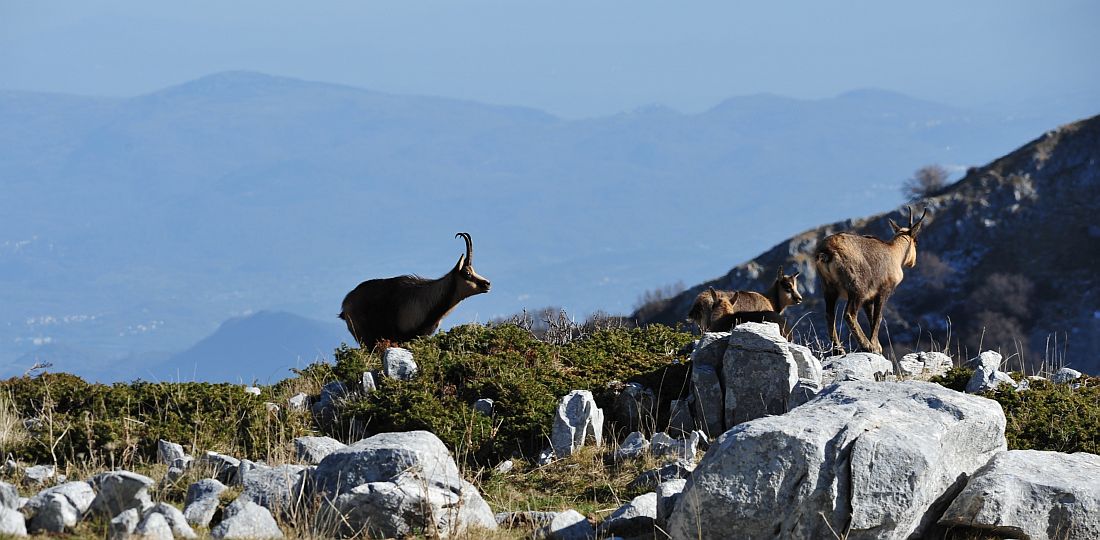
[815,206,929,354]
[687,267,803,332]
[339,232,491,350]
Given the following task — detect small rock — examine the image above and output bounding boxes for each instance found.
[133,512,174,540]
[550,390,604,458]
[627,460,695,491]
[1052,367,1083,384]
[536,509,595,540]
[89,471,154,517]
[360,372,377,394]
[22,465,55,486]
[145,502,197,539]
[536,448,555,466]
[210,499,283,539]
[382,347,418,380]
[472,398,495,416]
[822,352,893,382]
[898,351,955,378]
[0,506,26,536]
[237,464,307,515]
[650,432,698,460]
[263,402,279,413]
[202,451,241,485]
[494,460,514,474]
[655,479,687,527]
[27,493,79,533]
[965,350,1003,371]
[966,366,1017,393]
[156,440,187,465]
[183,478,227,529]
[613,431,649,462]
[311,381,349,417]
[286,393,309,411]
[109,508,140,540]
[244,386,262,396]
[294,436,346,465]
[599,492,657,537]
[0,481,19,510]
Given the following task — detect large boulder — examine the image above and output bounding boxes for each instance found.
[313,431,496,538]
[668,381,1007,540]
[940,450,1100,540]
[550,390,604,458]
[722,322,799,427]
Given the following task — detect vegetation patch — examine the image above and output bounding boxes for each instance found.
[931,368,1099,454]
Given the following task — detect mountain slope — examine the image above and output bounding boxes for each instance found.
[636,114,1100,374]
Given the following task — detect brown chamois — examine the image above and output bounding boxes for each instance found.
[339,232,491,351]
[687,267,803,332]
[815,206,929,354]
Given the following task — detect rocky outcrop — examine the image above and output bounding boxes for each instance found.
[668,381,1007,540]
[210,499,283,539]
[940,450,1100,540]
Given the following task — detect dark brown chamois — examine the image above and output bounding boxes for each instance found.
[815,206,928,354]
[687,267,803,332]
[339,232,491,350]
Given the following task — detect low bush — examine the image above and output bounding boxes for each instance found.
[932,368,1099,454]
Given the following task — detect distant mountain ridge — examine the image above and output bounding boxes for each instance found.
[1,71,1096,380]
[636,114,1100,374]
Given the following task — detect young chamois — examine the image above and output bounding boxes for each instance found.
[339,232,491,351]
[687,267,803,332]
[815,206,928,354]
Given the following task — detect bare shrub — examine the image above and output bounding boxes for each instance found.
[902,164,949,200]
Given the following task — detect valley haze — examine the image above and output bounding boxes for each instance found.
[0,71,1096,382]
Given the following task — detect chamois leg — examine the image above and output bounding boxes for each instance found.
[823,286,844,355]
[843,299,875,353]
[867,294,889,354]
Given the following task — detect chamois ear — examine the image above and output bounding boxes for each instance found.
[708,287,719,301]
[888,218,902,234]
[791,271,800,279]
[454,254,466,271]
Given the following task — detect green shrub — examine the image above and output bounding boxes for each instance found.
[333,323,694,465]
[1,373,312,466]
[932,370,1099,454]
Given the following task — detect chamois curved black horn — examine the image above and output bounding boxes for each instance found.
[906,205,914,227]
[456,232,473,265]
[917,206,929,224]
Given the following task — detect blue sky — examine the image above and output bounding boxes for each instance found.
[2,0,1098,117]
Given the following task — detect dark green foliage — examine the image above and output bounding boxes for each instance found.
[930,366,973,392]
[335,323,694,464]
[1,373,311,466]
[932,370,1099,454]
[985,376,1099,454]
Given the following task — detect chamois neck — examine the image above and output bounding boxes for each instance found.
[888,234,915,266]
[764,282,780,312]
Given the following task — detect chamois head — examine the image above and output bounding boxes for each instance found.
[453,232,491,297]
[887,206,929,268]
[773,266,803,308]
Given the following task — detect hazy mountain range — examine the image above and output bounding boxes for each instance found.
[1,71,1095,381]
